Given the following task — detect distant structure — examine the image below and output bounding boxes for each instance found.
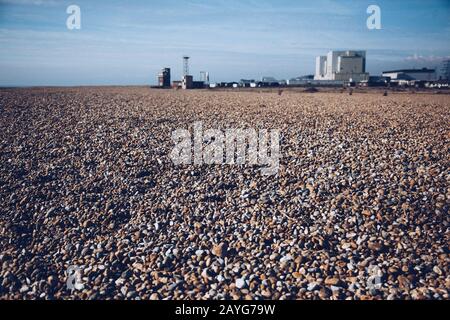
[287,75,314,86]
[314,50,369,82]
[359,76,390,87]
[182,75,193,89]
[382,68,436,84]
[172,80,182,89]
[200,71,210,85]
[260,76,285,86]
[261,76,278,83]
[440,59,450,80]
[182,56,193,89]
[239,79,255,87]
[157,68,171,88]
[315,56,327,79]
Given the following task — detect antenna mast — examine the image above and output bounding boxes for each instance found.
[183,56,190,76]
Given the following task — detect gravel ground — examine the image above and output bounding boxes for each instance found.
[0,87,448,300]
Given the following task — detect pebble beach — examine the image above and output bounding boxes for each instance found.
[0,87,448,300]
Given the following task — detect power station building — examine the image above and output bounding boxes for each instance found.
[314,50,369,82]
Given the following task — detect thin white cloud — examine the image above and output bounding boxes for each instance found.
[405,53,450,63]
[0,0,59,5]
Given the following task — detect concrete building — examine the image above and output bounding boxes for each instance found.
[315,56,327,79]
[314,50,369,82]
[182,75,193,90]
[382,68,436,82]
[158,68,171,87]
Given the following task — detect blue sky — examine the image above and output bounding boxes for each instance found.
[0,0,449,86]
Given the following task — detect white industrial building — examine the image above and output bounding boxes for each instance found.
[315,56,327,79]
[382,68,436,83]
[314,50,369,82]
